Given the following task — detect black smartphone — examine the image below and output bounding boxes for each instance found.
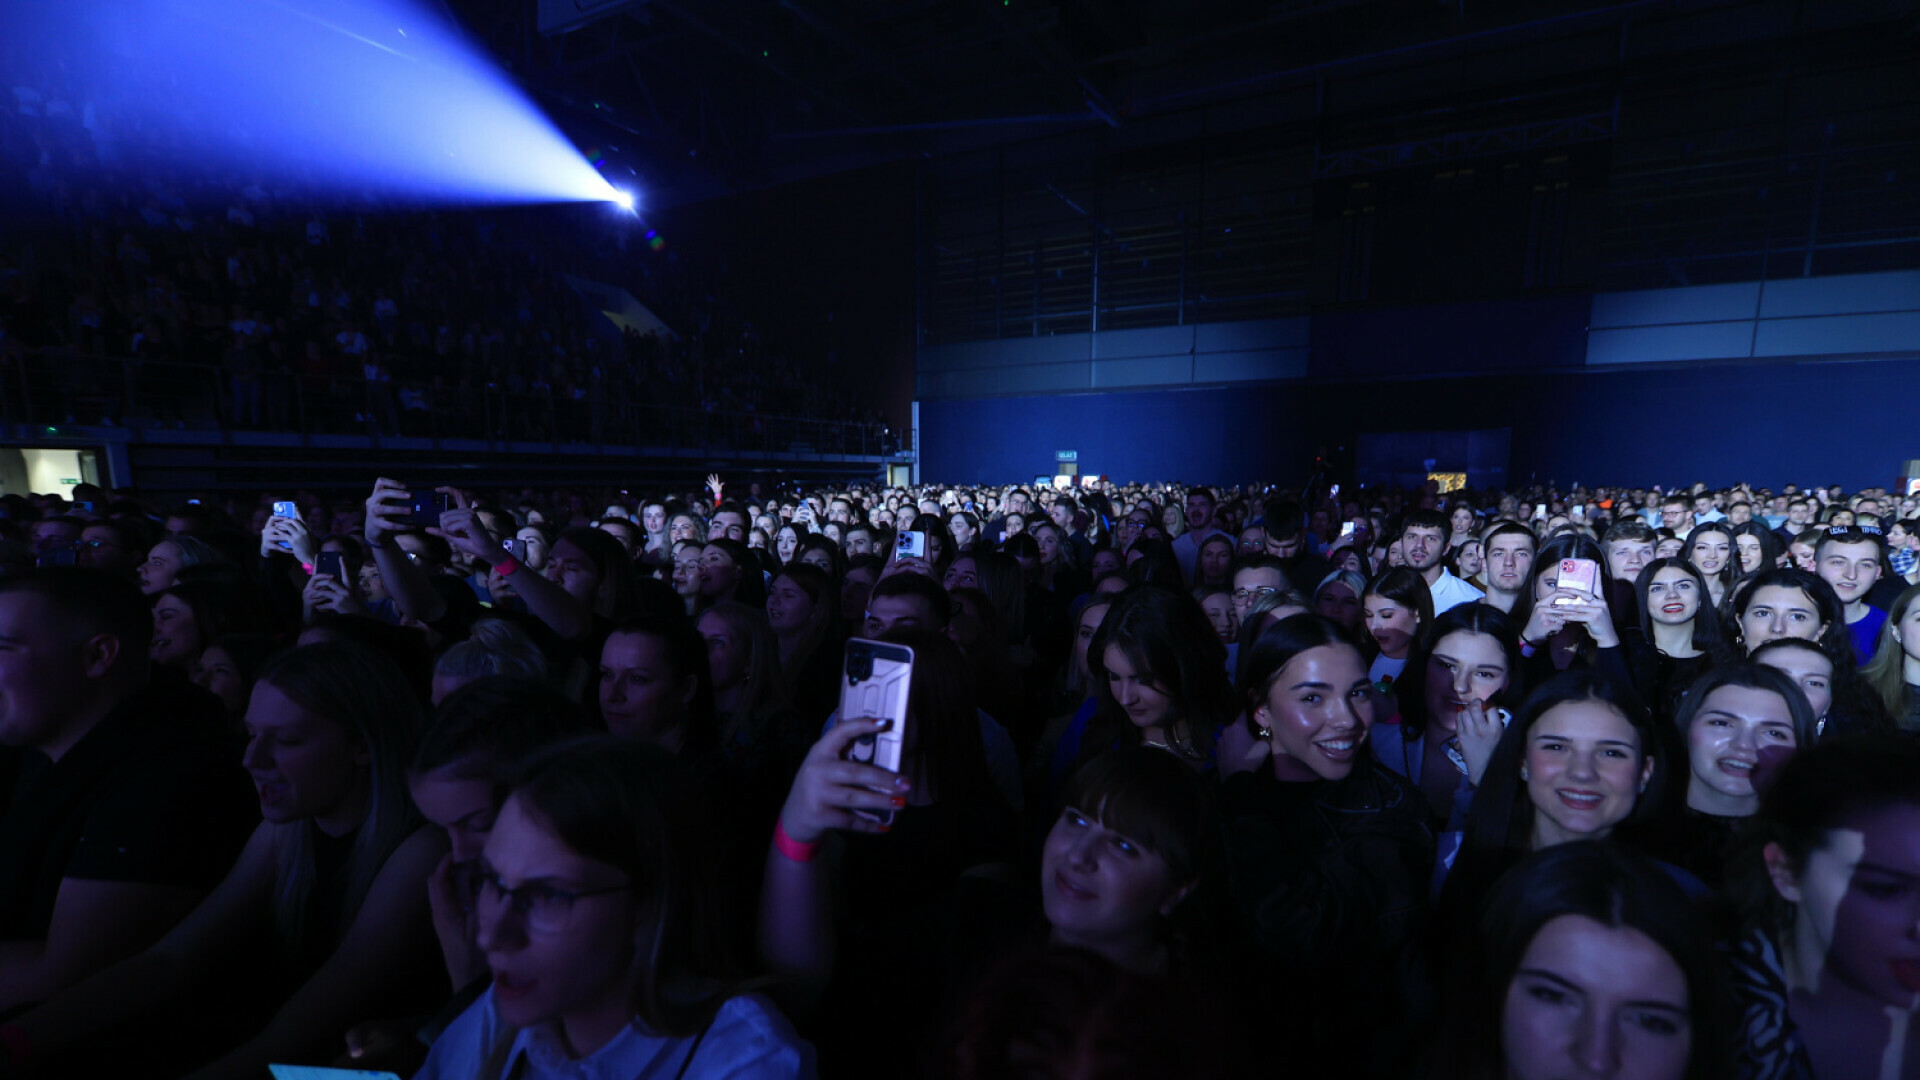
[36,547,78,568]
[315,551,346,584]
[406,490,452,527]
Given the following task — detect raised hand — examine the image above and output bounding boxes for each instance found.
[1455,698,1507,787]
[364,477,412,546]
[779,718,912,843]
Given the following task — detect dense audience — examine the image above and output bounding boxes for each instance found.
[0,60,887,449]
[0,470,1916,1078]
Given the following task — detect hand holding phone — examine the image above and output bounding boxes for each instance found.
[1552,558,1600,601]
[839,638,914,825]
[779,717,912,844]
[316,551,347,584]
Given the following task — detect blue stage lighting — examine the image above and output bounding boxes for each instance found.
[10,0,625,207]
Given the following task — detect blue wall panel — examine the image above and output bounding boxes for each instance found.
[921,358,1920,492]
[919,386,1314,487]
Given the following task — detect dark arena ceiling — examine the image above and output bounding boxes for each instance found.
[445,0,1920,208]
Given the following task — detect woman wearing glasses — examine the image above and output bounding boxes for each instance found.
[416,737,811,1078]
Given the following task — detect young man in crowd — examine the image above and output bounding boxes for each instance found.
[1816,525,1889,663]
[1170,487,1231,583]
[0,570,253,1013]
[1774,498,1814,546]
[1480,521,1537,614]
[1401,509,1483,613]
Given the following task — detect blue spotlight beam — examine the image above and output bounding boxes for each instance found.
[13,0,628,207]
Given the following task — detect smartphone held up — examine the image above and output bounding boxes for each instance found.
[838,638,914,826]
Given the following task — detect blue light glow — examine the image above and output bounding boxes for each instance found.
[12,0,625,206]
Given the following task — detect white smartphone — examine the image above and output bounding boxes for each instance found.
[839,638,914,826]
[894,530,926,561]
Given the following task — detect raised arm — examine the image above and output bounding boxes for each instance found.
[433,501,591,642]
[758,718,907,1001]
[362,478,446,624]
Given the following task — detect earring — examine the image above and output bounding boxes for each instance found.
[1519,765,1530,782]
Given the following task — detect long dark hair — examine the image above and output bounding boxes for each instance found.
[1510,532,1608,658]
[1633,557,1733,660]
[1082,586,1234,764]
[1729,521,1786,581]
[1432,841,1732,1080]
[769,562,842,680]
[558,525,638,620]
[1726,566,1853,664]
[1456,670,1664,869]
[1682,521,1738,594]
[1393,602,1526,741]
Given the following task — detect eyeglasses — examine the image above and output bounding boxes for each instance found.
[1233,586,1279,602]
[474,870,629,934]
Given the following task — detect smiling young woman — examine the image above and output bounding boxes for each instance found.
[1218,613,1432,1073]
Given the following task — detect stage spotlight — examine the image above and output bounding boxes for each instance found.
[611,189,636,212]
[29,0,628,207]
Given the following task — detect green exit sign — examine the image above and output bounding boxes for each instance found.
[60,478,79,485]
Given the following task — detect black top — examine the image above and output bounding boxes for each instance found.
[0,679,255,941]
[1629,805,1745,892]
[1221,762,1434,1077]
[1221,762,1433,974]
[1622,631,1717,725]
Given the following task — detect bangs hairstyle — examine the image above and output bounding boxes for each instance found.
[504,737,740,1037]
[1059,745,1220,887]
[257,642,425,951]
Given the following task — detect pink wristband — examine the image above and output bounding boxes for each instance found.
[773,818,820,863]
[494,555,521,577]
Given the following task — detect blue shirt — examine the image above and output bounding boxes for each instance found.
[1850,605,1888,665]
[413,988,813,1080]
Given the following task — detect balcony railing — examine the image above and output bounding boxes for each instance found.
[0,349,896,457]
